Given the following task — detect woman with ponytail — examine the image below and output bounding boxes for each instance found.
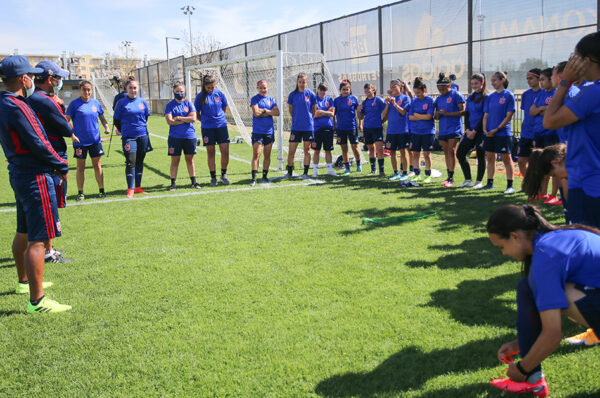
[408,77,435,183]
[487,204,600,397]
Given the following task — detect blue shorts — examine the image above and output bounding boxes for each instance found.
[312,128,334,151]
[289,130,313,143]
[385,134,410,151]
[252,133,275,146]
[568,188,600,229]
[364,127,384,145]
[517,138,534,158]
[534,134,560,149]
[122,135,151,156]
[336,129,359,145]
[168,137,197,156]
[574,284,600,339]
[438,132,462,141]
[74,142,104,159]
[409,134,435,152]
[201,126,230,146]
[11,174,62,242]
[484,135,512,154]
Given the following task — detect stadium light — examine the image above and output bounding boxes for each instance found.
[166,37,181,84]
[121,40,132,60]
[181,5,195,56]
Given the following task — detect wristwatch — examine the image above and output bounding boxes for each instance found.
[559,79,571,88]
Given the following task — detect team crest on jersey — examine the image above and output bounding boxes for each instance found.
[76,148,83,156]
[371,100,376,107]
[124,144,130,151]
[446,97,452,103]
[499,97,506,104]
[56,221,61,232]
[305,96,310,102]
[184,106,189,112]
[347,99,352,106]
[545,97,552,104]
[91,106,97,112]
[215,97,220,103]
[422,104,428,110]
[169,147,174,154]
[267,100,271,107]
[325,101,329,107]
[138,103,144,110]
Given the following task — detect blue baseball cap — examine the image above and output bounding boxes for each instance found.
[35,60,69,79]
[0,55,43,78]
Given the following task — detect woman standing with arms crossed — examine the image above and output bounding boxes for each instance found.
[65,80,110,200]
[164,82,200,191]
[384,79,411,181]
[113,79,152,198]
[194,75,230,186]
[333,80,362,175]
[358,83,387,176]
[408,77,435,183]
[249,80,279,186]
[312,82,336,177]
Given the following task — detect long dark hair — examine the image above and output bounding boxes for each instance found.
[339,80,352,95]
[494,71,509,89]
[471,73,487,104]
[487,205,600,274]
[200,74,215,105]
[522,144,566,198]
[294,72,307,94]
[575,31,600,64]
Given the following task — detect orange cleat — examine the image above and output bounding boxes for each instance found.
[133,187,147,194]
[491,376,548,397]
[126,189,134,198]
[565,328,600,346]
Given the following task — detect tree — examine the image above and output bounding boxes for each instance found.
[176,30,226,64]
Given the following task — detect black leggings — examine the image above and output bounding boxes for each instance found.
[457,133,485,181]
[125,150,146,169]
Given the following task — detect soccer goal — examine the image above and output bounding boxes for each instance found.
[185,51,339,171]
[91,73,119,117]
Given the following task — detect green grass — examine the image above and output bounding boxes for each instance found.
[0,115,598,397]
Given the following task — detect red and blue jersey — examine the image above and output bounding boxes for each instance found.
[564,80,600,196]
[386,94,411,134]
[556,84,581,143]
[484,89,515,137]
[520,88,541,139]
[434,90,465,136]
[0,91,69,176]
[287,89,317,131]
[314,94,334,130]
[360,96,386,129]
[408,96,435,135]
[333,95,358,131]
[465,92,486,131]
[250,94,277,135]
[529,230,600,311]
[451,83,460,92]
[113,96,150,138]
[66,97,104,146]
[27,88,73,154]
[532,88,557,137]
[194,89,228,129]
[164,99,196,139]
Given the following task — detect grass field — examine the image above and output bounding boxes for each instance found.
[0,115,598,397]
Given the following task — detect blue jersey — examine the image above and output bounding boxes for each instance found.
[360,96,386,129]
[27,88,73,154]
[520,88,541,139]
[0,91,69,176]
[557,85,581,143]
[250,94,277,135]
[565,80,600,196]
[484,89,515,137]
[314,95,334,130]
[164,99,196,139]
[287,89,317,131]
[451,83,459,92]
[408,96,435,135]
[113,96,150,138]
[434,90,465,135]
[334,95,359,130]
[66,97,104,146]
[529,230,600,311]
[532,88,557,137]
[386,94,411,134]
[113,91,127,111]
[194,89,228,128]
[465,92,486,131]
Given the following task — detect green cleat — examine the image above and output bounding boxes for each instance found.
[27,296,72,313]
[422,176,432,183]
[412,174,423,182]
[15,281,53,294]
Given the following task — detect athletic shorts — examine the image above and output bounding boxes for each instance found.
[11,173,62,242]
[438,132,462,141]
[409,134,435,152]
[122,135,151,156]
[363,127,384,145]
[534,134,560,149]
[574,284,600,340]
[289,130,313,143]
[568,188,600,229]
[312,128,334,151]
[74,142,104,159]
[483,135,512,154]
[168,137,197,156]
[201,126,230,146]
[336,129,359,145]
[385,134,410,151]
[252,133,274,146]
[517,138,534,158]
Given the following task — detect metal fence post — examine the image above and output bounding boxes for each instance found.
[468,0,473,93]
[378,6,384,92]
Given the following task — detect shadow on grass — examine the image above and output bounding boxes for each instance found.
[0,263,15,269]
[315,334,512,397]
[0,310,22,317]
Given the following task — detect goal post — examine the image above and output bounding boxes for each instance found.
[91,73,119,118]
[185,51,339,171]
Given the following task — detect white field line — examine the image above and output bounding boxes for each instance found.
[0,180,325,213]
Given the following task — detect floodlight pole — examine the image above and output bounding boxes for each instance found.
[181,5,195,56]
[166,36,181,84]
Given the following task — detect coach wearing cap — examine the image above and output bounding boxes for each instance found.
[26,60,78,263]
[0,55,72,313]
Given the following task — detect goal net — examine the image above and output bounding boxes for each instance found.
[185,51,339,170]
[91,73,119,118]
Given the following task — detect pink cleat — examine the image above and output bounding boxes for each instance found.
[491,376,548,397]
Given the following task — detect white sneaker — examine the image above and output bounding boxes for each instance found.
[458,180,474,188]
[472,181,483,189]
[504,187,515,194]
[327,169,337,176]
[408,171,415,177]
[312,170,318,178]
[301,174,310,180]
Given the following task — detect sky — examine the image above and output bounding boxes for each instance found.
[1,0,386,59]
